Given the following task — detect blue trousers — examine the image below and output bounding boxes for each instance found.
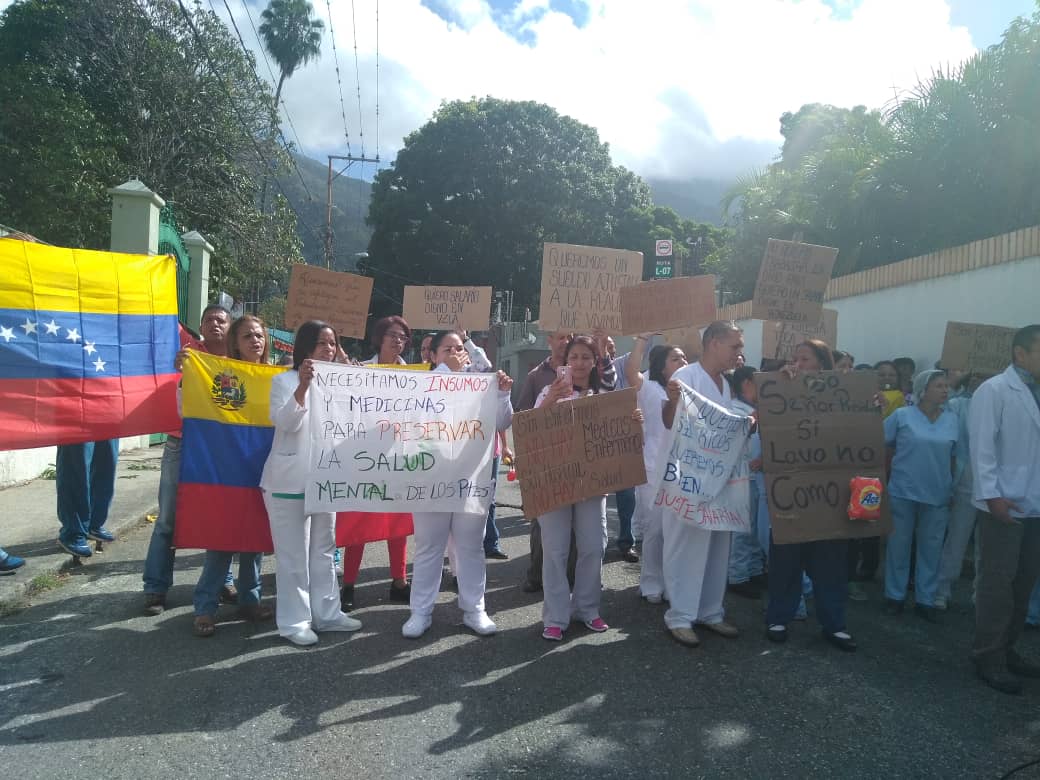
[1029,580,1040,626]
[56,440,119,546]
[615,487,636,550]
[193,550,263,617]
[884,496,949,607]
[483,457,502,554]
[728,478,765,584]
[766,537,849,634]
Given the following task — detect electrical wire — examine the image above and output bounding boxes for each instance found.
[349,0,366,157]
[374,0,380,160]
[324,0,354,156]
[176,0,323,247]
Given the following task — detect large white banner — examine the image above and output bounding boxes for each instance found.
[304,364,499,515]
[652,383,753,533]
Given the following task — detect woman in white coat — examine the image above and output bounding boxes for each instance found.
[402,330,515,639]
[624,334,688,603]
[261,320,363,646]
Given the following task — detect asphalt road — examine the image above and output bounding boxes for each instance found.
[2,477,1040,779]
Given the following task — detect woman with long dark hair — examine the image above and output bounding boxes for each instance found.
[624,335,688,603]
[261,320,363,646]
[402,330,515,638]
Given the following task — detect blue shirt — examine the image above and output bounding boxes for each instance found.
[884,405,959,506]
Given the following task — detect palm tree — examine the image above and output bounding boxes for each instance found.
[259,0,324,110]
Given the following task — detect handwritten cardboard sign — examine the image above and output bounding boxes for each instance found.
[512,388,646,518]
[620,275,717,335]
[538,243,642,335]
[939,321,1017,376]
[303,364,499,515]
[750,239,838,325]
[754,370,891,544]
[402,285,493,332]
[761,308,839,362]
[284,264,374,339]
[653,384,752,533]
[658,325,703,361]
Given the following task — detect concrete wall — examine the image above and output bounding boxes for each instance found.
[0,438,156,488]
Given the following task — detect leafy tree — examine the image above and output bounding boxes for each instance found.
[365,97,656,321]
[258,0,324,109]
[0,0,303,300]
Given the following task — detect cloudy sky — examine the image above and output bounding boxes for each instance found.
[2,0,1035,181]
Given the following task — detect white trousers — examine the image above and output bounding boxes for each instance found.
[936,485,979,601]
[662,513,730,629]
[263,494,342,636]
[411,511,486,616]
[540,497,607,629]
[636,484,665,599]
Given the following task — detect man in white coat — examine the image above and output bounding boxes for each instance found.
[969,324,1040,694]
[661,320,746,647]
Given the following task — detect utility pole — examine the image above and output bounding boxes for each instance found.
[326,153,381,269]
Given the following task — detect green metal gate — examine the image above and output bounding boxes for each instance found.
[157,204,190,325]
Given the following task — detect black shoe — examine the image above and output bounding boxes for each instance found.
[824,631,858,652]
[485,549,509,560]
[883,599,904,616]
[976,662,1023,694]
[620,546,640,563]
[521,580,543,593]
[728,581,761,599]
[389,581,411,602]
[143,592,166,616]
[340,583,355,610]
[450,576,458,593]
[766,624,787,643]
[914,604,942,624]
[1007,650,1040,679]
[750,573,768,588]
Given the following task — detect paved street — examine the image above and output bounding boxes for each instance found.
[2,464,1040,779]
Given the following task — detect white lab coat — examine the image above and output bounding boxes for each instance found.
[969,365,1040,518]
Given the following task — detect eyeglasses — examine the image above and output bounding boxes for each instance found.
[384,332,409,342]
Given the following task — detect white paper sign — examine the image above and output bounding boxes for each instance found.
[652,383,752,532]
[304,364,499,515]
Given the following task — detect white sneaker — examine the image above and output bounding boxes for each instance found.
[317,612,362,632]
[933,596,947,610]
[286,628,319,646]
[642,593,664,604]
[463,610,497,636]
[402,613,432,639]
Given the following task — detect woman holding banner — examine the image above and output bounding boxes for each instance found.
[624,334,688,604]
[191,315,275,638]
[261,320,363,646]
[535,335,642,641]
[342,315,416,607]
[402,330,514,639]
[765,339,857,651]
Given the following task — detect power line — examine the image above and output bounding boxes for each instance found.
[350,0,366,157]
[176,0,323,248]
[324,0,354,156]
[375,0,380,160]
[213,0,314,201]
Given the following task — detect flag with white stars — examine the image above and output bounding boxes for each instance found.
[0,238,181,449]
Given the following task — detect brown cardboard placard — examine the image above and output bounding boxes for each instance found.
[761,308,839,362]
[539,243,643,335]
[620,275,717,335]
[939,321,1017,375]
[402,285,493,332]
[284,264,374,339]
[755,370,891,543]
[512,388,646,518]
[750,239,839,324]
[658,324,703,361]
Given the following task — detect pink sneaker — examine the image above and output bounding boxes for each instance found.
[584,617,609,632]
[542,625,564,641]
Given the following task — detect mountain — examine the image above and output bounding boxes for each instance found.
[645,177,733,225]
[276,153,373,268]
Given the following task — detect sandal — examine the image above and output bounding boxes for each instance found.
[219,584,239,604]
[239,603,274,622]
[193,615,216,638]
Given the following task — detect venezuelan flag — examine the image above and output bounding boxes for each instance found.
[0,238,180,449]
[175,352,415,552]
[174,350,283,552]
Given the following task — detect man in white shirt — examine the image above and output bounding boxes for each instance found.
[970,324,1040,694]
[661,321,745,647]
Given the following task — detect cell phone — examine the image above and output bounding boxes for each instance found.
[556,365,572,384]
